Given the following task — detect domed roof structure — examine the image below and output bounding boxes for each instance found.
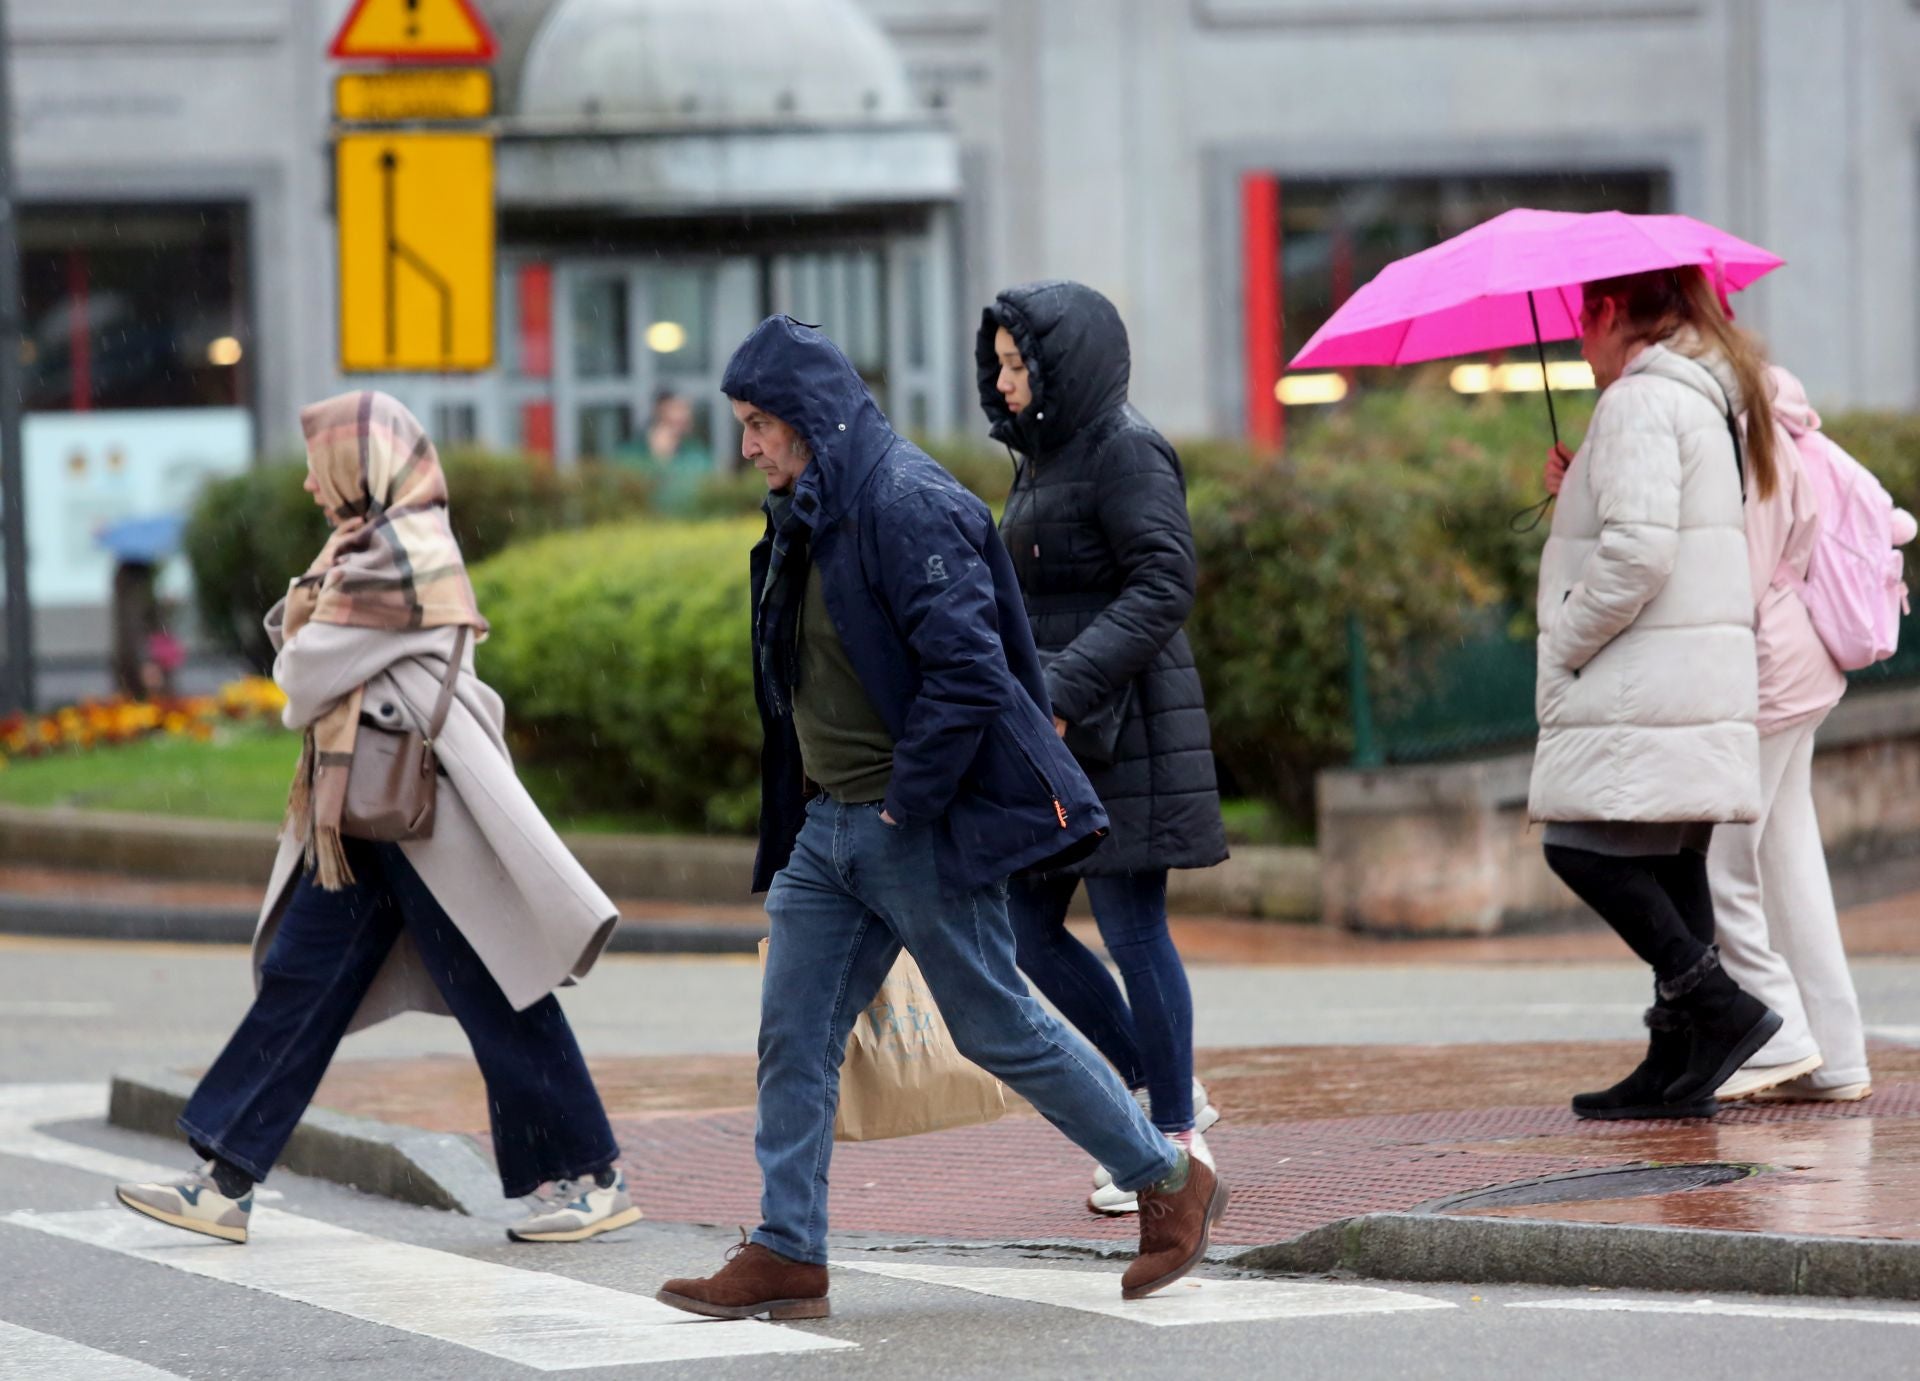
[517,0,915,128]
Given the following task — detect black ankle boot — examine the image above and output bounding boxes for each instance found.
[1572,1001,1718,1120]
[1661,948,1783,1104]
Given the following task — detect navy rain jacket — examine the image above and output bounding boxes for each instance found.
[726,315,1108,893]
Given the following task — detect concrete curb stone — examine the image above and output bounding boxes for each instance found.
[107,1067,503,1217]
[1230,1211,1920,1301]
[1,892,766,953]
[0,803,1319,920]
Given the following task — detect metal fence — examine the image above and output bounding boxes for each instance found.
[1357,602,1920,767]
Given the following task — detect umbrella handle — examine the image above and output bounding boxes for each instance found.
[1527,290,1561,448]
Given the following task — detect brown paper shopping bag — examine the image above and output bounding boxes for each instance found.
[759,938,1007,1142]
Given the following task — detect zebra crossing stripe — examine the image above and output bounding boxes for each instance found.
[0,1084,281,1201]
[1509,1298,1920,1327]
[5,1209,851,1371]
[834,1259,1456,1325]
[0,1319,188,1380]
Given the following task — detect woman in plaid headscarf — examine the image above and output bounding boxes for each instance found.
[116,392,641,1248]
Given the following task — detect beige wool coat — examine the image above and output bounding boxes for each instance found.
[255,595,619,1034]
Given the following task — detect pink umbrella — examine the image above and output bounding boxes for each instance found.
[1288,209,1784,442]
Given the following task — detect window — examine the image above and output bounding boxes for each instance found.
[432,401,480,447]
[577,402,634,461]
[19,203,249,413]
[774,249,889,397]
[571,274,630,380]
[1276,171,1667,380]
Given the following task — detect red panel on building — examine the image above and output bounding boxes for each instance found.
[517,263,553,379]
[1240,174,1282,451]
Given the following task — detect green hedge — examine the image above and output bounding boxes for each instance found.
[469,518,765,834]
[186,450,655,670]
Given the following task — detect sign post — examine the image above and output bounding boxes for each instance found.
[329,0,497,376]
[0,0,33,713]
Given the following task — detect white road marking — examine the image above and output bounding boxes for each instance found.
[0,1000,116,1017]
[1509,1298,1920,1327]
[0,1319,188,1379]
[7,1210,851,1371]
[835,1259,1455,1326]
[0,1084,279,1200]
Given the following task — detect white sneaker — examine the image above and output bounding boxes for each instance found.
[116,1162,252,1244]
[1715,1054,1825,1102]
[1750,1074,1872,1103]
[1090,1130,1214,1215]
[508,1168,643,1243]
[1089,1079,1221,1216]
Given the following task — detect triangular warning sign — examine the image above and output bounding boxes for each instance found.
[329,0,498,63]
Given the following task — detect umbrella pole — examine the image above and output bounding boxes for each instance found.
[1528,288,1559,445]
[1527,290,1561,447]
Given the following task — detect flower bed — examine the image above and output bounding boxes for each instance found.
[0,677,287,769]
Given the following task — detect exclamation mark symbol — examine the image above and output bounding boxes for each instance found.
[405,0,420,40]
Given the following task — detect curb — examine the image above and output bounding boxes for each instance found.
[108,1068,504,1217]
[0,804,1319,921]
[1,893,766,954]
[1230,1211,1920,1302]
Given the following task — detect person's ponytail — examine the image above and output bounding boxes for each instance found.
[1674,268,1776,502]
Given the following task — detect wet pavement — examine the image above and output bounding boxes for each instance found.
[306,1041,1920,1251]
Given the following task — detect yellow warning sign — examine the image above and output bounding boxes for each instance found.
[329,0,497,63]
[336,68,492,121]
[336,132,494,373]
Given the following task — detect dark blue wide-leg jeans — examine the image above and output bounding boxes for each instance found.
[180,838,618,1198]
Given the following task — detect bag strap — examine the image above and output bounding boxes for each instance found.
[423,626,468,746]
[1724,405,1747,499]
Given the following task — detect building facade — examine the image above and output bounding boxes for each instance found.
[8,0,1919,649]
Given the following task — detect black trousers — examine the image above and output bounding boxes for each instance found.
[1544,845,1716,984]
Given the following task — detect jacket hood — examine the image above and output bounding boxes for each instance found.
[1766,364,1821,438]
[977,280,1130,453]
[1626,338,1744,417]
[722,315,895,521]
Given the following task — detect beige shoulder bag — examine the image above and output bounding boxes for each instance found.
[342,626,467,843]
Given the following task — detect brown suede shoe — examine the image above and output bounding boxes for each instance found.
[1120,1153,1229,1300]
[657,1233,830,1321]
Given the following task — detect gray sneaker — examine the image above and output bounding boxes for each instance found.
[116,1162,252,1244]
[508,1168,643,1243]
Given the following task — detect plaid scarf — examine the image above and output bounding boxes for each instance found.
[756,489,811,721]
[283,391,489,889]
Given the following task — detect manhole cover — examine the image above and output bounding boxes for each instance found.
[1424,1163,1759,1214]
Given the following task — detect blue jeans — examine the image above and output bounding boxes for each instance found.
[180,839,619,1198]
[1008,870,1195,1133]
[753,797,1177,1264]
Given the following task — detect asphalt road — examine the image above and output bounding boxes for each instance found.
[6,938,1920,1378]
[9,933,1920,1083]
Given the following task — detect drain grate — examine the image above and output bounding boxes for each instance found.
[1422,1162,1760,1214]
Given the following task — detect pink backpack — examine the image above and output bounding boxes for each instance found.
[1794,431,1913,671]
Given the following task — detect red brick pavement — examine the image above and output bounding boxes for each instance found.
[596,1087,1920,1248]
[308,1044,1920,1251]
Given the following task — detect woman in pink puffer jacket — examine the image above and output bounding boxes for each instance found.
[1708,366,1904,1104]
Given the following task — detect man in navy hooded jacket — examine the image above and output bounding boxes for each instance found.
[657,317,1227,1320]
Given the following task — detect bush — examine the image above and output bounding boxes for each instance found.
[186,450,654,669]
[469,518,765,834]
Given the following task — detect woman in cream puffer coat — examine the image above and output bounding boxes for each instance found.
[1533,265,1779,1123]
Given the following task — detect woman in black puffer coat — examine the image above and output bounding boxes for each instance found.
[980,280,1229,1213]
